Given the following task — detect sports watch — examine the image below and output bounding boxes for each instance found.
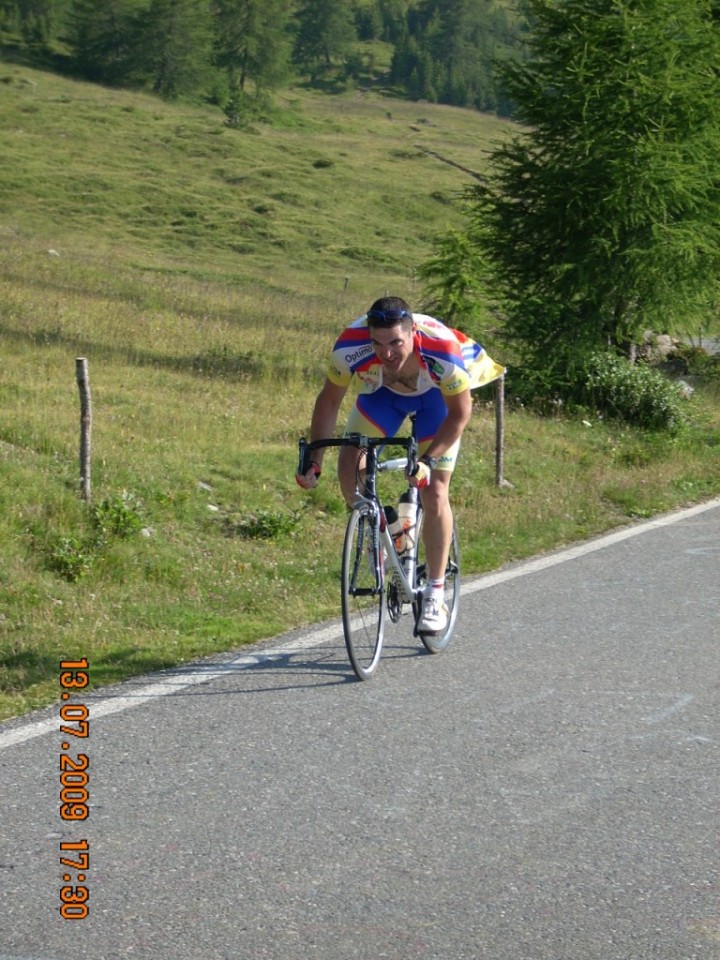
[419,454,438,470]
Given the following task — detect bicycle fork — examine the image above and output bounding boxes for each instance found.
[349,500,383,597]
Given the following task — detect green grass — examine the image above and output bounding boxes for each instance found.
[1,65,719,721]
[0,64,503,292]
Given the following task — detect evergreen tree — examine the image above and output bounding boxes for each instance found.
[391,32,437,99]
[418,227,495,339]
[68,0,142,85]
[135,0,214,99]
[378,0,411,43]
[354,0,383,41]
[213,0,291,95]
[293,0,357,79]
[0,0,18,31]
[15,0,54,45]
[468,0,720,386]
[395,0,512,110]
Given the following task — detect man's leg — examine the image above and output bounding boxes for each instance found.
[416,465,455,633]
[419,469,453,584]
[337,391,404,506]
[338,444,366,506]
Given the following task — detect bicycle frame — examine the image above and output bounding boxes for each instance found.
[298,422,459,677]
[299,431,421,601]
[375,457,422,608]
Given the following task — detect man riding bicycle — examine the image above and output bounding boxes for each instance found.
[296,296,503,634]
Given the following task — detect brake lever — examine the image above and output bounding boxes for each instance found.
[297,438,310,475]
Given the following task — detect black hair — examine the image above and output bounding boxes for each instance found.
[366,296,413,328]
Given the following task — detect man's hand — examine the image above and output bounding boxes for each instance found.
[295,462,321,489]
[408,460,431,489]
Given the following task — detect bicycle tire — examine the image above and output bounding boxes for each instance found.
[341,506,386,680]
[413,511,460,654]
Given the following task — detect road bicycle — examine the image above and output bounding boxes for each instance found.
[297,423,460,680]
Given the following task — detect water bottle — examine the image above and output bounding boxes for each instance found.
[384,506,405,554]
[396,489,418,555]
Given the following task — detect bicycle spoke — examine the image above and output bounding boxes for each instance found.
[341,507,385,679]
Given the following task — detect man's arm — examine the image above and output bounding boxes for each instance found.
[309,379,348,467]
[424,388,472,460]
[408,388,472,489]
[296,378,348,488]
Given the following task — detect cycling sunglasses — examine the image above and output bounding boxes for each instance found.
[366,307,412,325]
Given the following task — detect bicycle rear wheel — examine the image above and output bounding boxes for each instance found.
[341,506,386,680]
[413,511,460,654]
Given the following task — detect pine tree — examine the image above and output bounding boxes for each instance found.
[418,228,495,338]
[378,0,412,43]
[468,0,720,384]
[15,0,54,45]
[395,0,511,109]
[213,0,291,95]
[292,0,357,79]
[354,0,383,41]
[68,0,142,85]
[135,0,214,99]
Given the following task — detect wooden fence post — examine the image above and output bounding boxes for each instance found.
[76,358,92,502]
[495,374,505,488]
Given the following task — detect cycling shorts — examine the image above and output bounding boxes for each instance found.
[343,386,459,472]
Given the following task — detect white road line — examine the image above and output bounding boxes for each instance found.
[0,630,341,751]
[1,497,718,752]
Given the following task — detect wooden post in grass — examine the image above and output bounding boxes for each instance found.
[495,374,506,488]
[76,357,92,502]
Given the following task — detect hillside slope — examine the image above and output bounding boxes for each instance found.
[1,65,508,295]
[1,66,718,722]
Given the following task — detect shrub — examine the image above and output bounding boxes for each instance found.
[92,491,145,541]
[671,344,720,379]
[47,535,94,581]
[40,491,145,581]
[584,352,686,432]
[222,508,301,540]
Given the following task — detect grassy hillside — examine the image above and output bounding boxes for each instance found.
[1,64,504,289]
[1,65,719,721]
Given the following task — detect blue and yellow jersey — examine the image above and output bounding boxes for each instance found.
[327,314,504,397]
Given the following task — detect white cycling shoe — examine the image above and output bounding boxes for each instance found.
[418,594,448,633]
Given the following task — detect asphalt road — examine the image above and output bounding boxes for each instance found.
[1,499,718,960]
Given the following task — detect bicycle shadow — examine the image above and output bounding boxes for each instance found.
[180,634,429,696]
[87,629,426,705]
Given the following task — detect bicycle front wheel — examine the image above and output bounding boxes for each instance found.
[341,506,386,680]
[414,512,460,654]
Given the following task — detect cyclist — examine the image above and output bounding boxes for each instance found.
[296,296,503,633]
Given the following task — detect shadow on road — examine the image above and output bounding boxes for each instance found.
[82,632,429,701]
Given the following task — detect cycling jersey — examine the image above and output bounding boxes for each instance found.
[327,313,504,397]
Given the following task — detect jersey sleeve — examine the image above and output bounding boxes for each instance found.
[414,316,471,395]
[326,355,353,387]
[438,368,472,396]
[326,318,375,387]
[415,315,505,394]
[452,327,506,389]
